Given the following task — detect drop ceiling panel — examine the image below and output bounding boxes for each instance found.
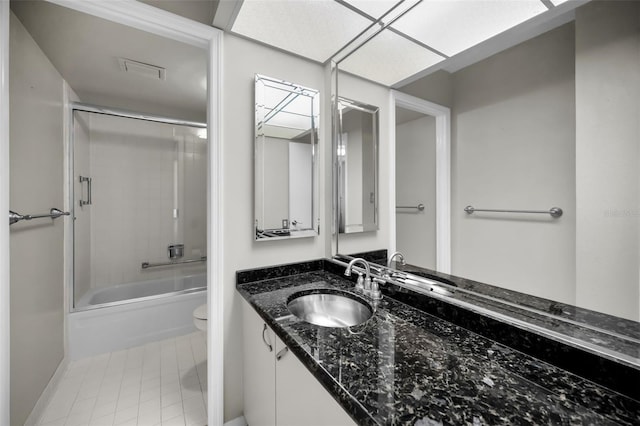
[391,0,549,57]
[264,111,311,132]
[339,29,445,86]
[340,0,404,20]
[264,91,311,115]
[231,0,373,62]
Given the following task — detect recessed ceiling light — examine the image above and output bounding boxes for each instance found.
[391,0,548,57]
[231,0,372,63]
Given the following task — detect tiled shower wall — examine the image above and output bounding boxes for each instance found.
[74,113,206,301]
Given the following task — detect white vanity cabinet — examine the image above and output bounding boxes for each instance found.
[242,301,356,426]
[242,300,277,425]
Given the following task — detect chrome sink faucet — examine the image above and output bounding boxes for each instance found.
[388,251,406,267]
[344,257,371,293]
[344,258,383,301]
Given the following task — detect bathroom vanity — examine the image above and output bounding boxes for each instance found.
[237,259,640,425]
[242,298,356,426]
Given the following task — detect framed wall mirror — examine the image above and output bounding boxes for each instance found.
[337,97,379,234]
[254,74,319,240]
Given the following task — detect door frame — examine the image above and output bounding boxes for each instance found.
[389,90,451,273]
[0,1,224,424]
[0,1,10,423]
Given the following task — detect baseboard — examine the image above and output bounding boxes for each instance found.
[24,356,69,426]
[224,415,247,426]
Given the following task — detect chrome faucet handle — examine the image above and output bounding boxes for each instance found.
[363,276,372,291]
[370,278,384,301]
[355,272,365,291]
[380,267,392,279]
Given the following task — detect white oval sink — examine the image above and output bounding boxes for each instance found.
[287,290,372,328]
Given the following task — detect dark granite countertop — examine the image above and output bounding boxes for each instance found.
[343,250,640,356]
[338,251,640,370]
[394,263,640,357]
[237,266,640,426]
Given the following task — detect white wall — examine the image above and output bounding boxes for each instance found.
[9,12,65,425]
[399,70,453,109]
[451,23,576,303]
[222,34,328,421]
[396,114,437,269]
[575,0,640,321]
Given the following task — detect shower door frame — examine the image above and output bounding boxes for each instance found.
[0,1,225,425]
[68,102,208,313]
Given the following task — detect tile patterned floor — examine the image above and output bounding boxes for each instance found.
[38,332,207,426]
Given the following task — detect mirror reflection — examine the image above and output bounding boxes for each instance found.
[254,74,319,240]
[333,1,640,329]
[337,97,379,234]
[395,107,437,269]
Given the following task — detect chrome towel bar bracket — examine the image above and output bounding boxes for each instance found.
[464,205,563,218]
[9,208,70,225]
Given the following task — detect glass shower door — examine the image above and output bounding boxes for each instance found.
[72,110,207,309]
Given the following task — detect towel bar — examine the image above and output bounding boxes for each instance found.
[396,203,425,211]
[464,205,563,218]
[9,208,70,225]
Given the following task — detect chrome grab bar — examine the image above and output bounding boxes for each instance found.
[396,203,425,211]
[464,205,563,218]
[9,208,70,225]
[141,256,207,269]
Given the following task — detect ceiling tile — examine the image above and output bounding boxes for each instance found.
[391,0,548,56]
[339,29,445,86]
[340,0,404,20]
[232,0,372,63]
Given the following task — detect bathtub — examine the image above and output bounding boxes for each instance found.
[68,274,206,359]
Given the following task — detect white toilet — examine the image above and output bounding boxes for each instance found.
[193,304,207,332]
